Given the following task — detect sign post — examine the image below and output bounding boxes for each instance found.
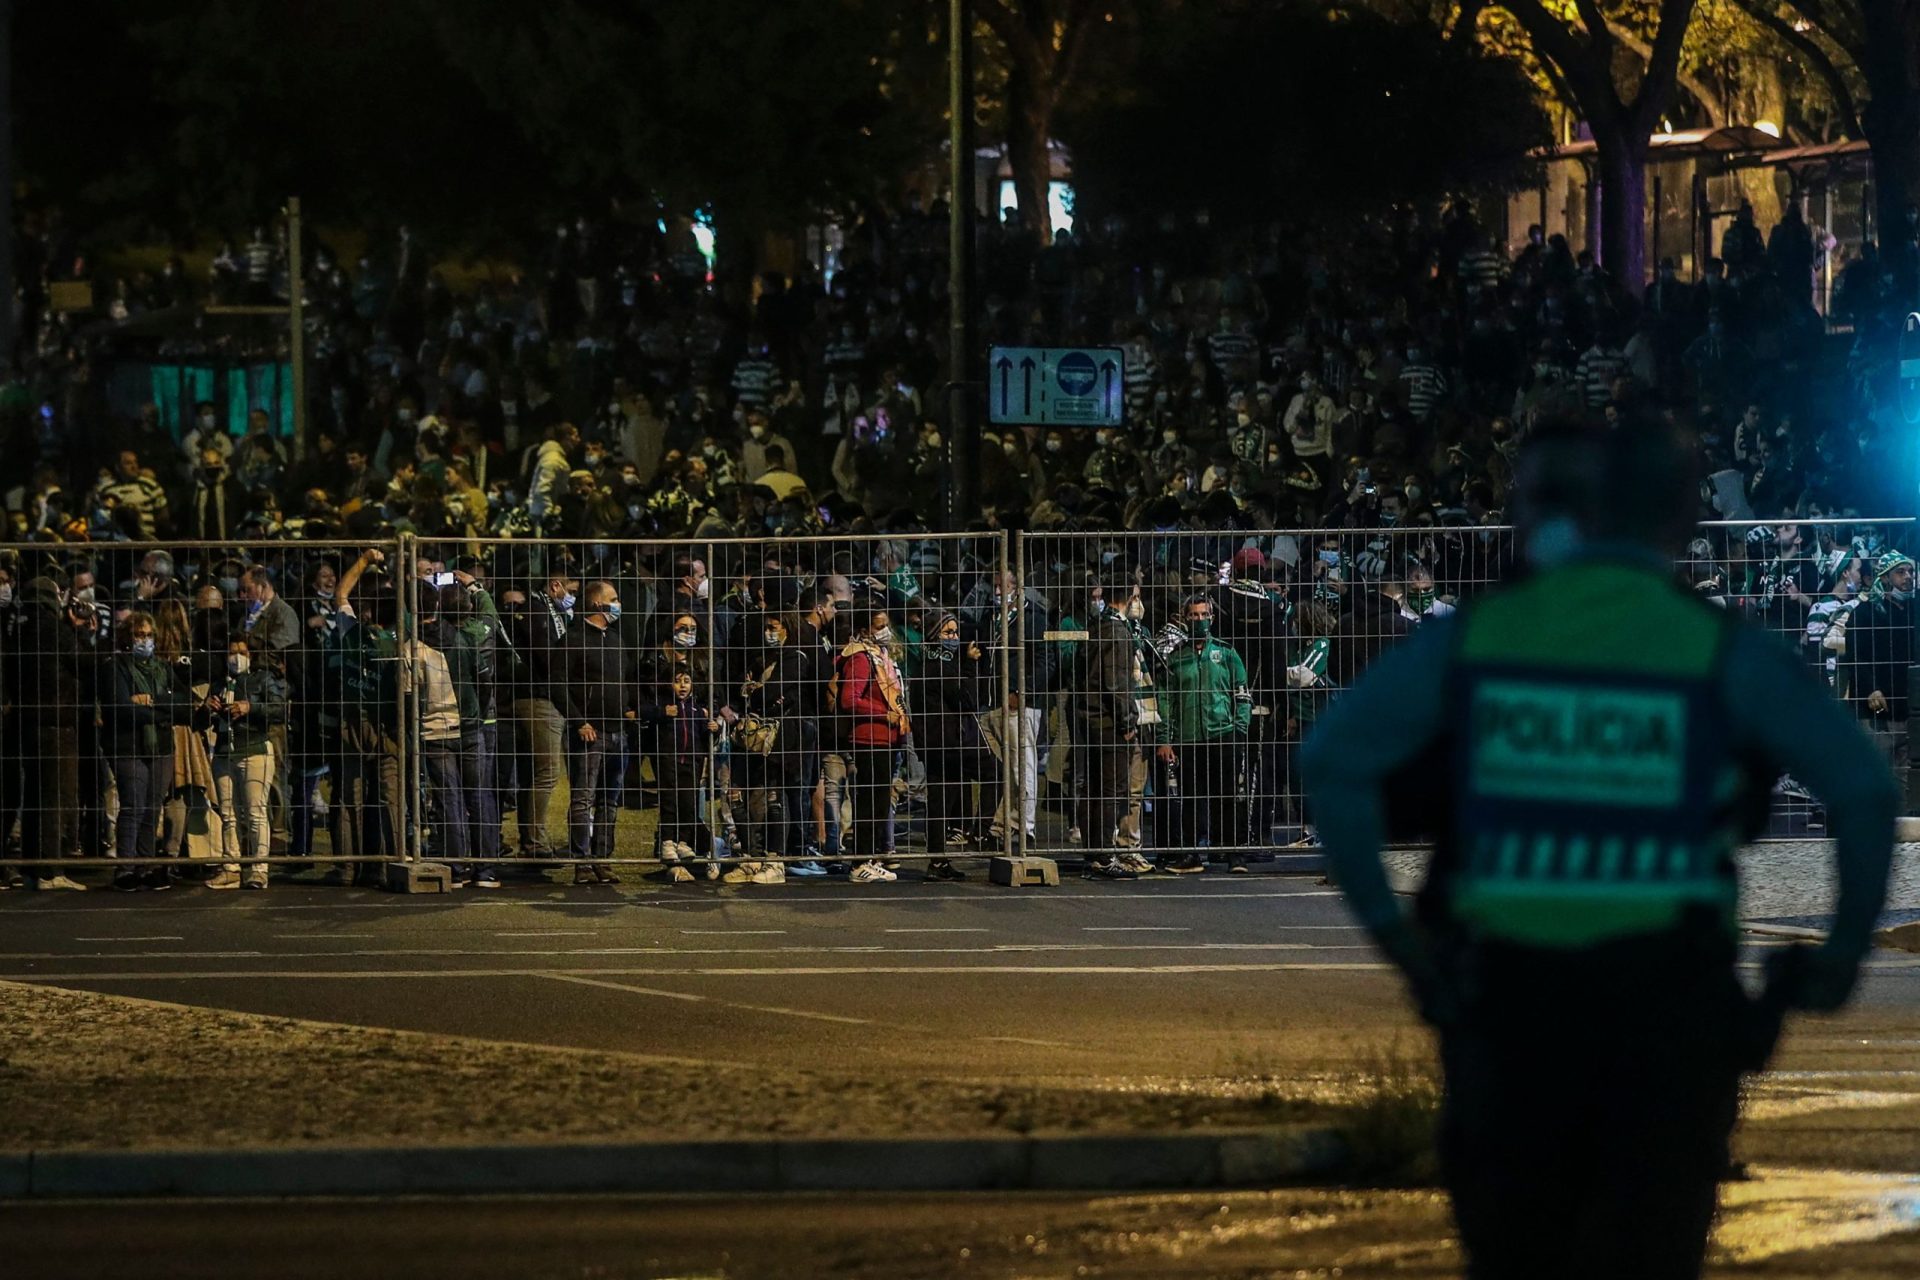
[987,346,1124,428]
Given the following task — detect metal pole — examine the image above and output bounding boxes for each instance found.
[0,1,14,370]
[946,0,976,533]
[286,196,307,463]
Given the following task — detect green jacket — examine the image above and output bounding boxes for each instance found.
[1157,636,1252,744]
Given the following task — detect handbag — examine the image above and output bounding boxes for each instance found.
[736,661,781,755]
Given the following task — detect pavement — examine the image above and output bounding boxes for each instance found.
[10,1181,1920,1279]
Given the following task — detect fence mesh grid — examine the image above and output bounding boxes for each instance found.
[0,520,1906,888]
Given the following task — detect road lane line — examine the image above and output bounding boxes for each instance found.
[6,960,1397,982]
[1082,926,1189,933]
[538,973,870,1025]
[884,928,990,934]
[496,931,599,938]
[678,929,788,935]
[72,936,184,942]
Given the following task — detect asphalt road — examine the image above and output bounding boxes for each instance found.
[12,1183,1920,1280]
[3,855,1920,1083]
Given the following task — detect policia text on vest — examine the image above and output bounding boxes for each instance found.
[1302,547,1897,1280]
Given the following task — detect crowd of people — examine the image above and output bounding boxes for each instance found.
[0,192,1913,890]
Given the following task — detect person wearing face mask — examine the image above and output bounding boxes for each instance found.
[105,613,191,891]
[643,667,722,881]
[730,615,808,885]
[501,572,577,860]
[1847,551,1917,773]
[911,611,991,879]
[179,401,232,479]
[1283,372,1335,460]
[558,581,639,885]
[206,636,287,890]
[740,407,796,483]
[1152,595,1253,872]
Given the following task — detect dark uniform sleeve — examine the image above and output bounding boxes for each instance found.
[1721,624,1898,957]
[1300,619,1455,935]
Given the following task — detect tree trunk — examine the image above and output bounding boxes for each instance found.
[1859,0,1920,303]
[1002,65,1053,245]
[1594,131,1650,297]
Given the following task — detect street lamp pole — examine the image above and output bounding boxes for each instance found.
[947,0,976,532]
[286,196,307,463]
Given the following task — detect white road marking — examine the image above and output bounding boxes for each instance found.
[884,928,990,934]
[0,889,1344,914]
[678,929,787,936]
[6,961,1397,982]
[0,941,1338,964]
[495,931,599,938]
[272,934,376,940]
[73,935,183,942]
[1083,926,1189,933]
[539,973,870,1025]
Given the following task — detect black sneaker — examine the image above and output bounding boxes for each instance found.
[141,867,173,891]
[924,859,967,882]
[1083,857,1138,881]
[112,870,145,892]
[572,865,596,886]
[1163,855,1206,875]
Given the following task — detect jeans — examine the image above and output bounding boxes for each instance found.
[215,750,274,876]
[980,705,1042,837]
[465,723,500,860]
[111,753,174,859]
[511,698,565,852]
[420,738,471,867]
[22,728,80,874]
[566,733,618,860]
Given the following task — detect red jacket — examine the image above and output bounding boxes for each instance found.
[836,648,900,747]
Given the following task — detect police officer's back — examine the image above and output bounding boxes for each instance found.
[1302,422,1897,1280]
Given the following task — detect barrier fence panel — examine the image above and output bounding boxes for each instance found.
[1688,517,1917,834]
[1017,525,1518,865]
[409,533,1012,884]
[0,538,408,888]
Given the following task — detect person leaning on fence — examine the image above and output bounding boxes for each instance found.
[1847,550,1915,778]
[1153,593,1253,872]
[834,603,907,884]
[558,580,635,886]
[106,611,192,892]
[407,583,473,884]
[730,611,806,885]
[207,633,285,890]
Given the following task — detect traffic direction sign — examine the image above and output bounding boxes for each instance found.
[988,346,1124,427]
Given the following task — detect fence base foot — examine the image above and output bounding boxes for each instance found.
[988,855,1059,888]
[384,862,453,894]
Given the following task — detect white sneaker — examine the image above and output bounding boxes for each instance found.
[660,842,683,863]
[34,874,87,891]
[750,862,786,885]
[850,860,896,883]
[1119,852,1154,875]
[205,870,242,890]
[668,865,696,883]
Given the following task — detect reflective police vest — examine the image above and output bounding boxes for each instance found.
[1441,558,1757,948]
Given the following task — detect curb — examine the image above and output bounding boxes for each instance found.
[0,1126,1348,1199]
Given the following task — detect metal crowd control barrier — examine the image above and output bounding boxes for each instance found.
[406,533,1016,880]
[0,519,1907,887]
[0,539,409,878]
[1015,525,1518,861]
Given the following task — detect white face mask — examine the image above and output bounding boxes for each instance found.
[0,584,11,605]
[695,578,710,600]
[228,654,250,676]
[872,626,894,644]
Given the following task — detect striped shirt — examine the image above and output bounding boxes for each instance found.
[1576,345,1629,407]
[1206,330,1260,385]
[1122,346,1158,417]
[1397,362,1448,421]
[730,354,779,408]
[1459,248,1508,292]
[101,475,169,538]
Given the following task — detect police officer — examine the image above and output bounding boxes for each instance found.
[1303,421,1897,1280]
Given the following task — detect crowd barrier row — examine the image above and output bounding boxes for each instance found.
[0,519,1905,882]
